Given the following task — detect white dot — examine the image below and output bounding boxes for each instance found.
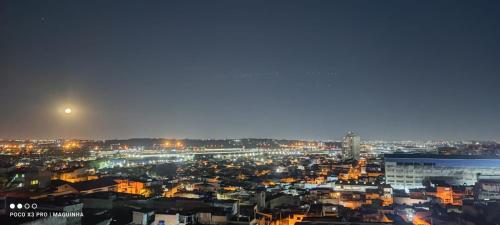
[17,203,22,209]
[9,203,15,209]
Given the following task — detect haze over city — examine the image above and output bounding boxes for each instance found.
[1,0,499,140]
[3,1,500,225]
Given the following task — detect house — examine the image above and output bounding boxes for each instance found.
[52,177,118,195]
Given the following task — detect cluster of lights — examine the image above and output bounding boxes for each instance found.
[62,142,80,149]
[163,141,184,148]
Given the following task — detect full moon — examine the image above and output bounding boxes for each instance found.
[64,108,72,114]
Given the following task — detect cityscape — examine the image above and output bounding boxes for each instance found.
[1,135,500,225]
[1,1,500,225]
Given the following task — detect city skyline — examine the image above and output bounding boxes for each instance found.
[0,135,497,146]
[1,1,500,140]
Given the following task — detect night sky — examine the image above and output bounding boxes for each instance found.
[1,1,499,141]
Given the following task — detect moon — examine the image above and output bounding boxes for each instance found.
[64,108,72,114]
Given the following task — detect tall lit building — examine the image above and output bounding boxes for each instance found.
[342,132,360,160]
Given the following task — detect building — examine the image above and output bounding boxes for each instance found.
[474,175,500,201]
[342,132,360,160]
[115,179,149,196]
[53,167,98,183]
[131,210,154,225]
[52,177,118,195]
[384,154,500,190]
[154,212,195,225]
[11,168,52,189]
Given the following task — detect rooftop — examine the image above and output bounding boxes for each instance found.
[68,177,117,191]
